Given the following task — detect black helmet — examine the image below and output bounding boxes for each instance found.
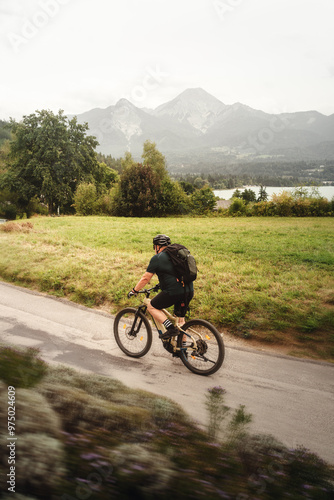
[153,234,171,247]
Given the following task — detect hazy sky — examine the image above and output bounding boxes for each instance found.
[1,0,334,120]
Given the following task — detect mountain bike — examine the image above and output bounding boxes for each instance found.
[113,285,225,376]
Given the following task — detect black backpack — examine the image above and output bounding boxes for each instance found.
[163,244,197,285]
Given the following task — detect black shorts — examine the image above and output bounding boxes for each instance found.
[150,290,194,317]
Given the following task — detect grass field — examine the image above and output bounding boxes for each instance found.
[0,216,333,361]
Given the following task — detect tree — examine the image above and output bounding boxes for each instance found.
[191,186,217,214]
[241,188,257,204]
[0,120,12,147]
[114,162,161,217]
[113,144,190,217]
[232,189,242,199]
[142,140,168,179]
[157,177,189,215]
[92,162,119,194]
[194,177,206,189]
[2,110,98,214]
[257,185,268,202]
[179,181,195,195]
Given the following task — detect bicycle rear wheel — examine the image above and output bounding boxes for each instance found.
[177,319,224,376]
[114,307,152,358]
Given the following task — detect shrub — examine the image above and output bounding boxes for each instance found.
[0,202,17,220]
[0,386,63,497]
[41,384,152,433]
[95,190,115,215]
[251,200,277,216]
[26,196,48,217]
[73,182,98,215]
[309,197,332,216]
[292,198,312,217]
[205,386,230,439]
[110,443,176,497]
[0,347,47,388]
[271,190,294,216]
[228,197,247,215]
[1,388,62,437]
[15,433,64,495]
[236,434,334,498]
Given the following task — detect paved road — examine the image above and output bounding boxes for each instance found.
[0,281,333,464]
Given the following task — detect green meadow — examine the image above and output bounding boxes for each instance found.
[1,216,333,361]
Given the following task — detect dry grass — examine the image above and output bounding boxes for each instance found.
[0,221,34,232]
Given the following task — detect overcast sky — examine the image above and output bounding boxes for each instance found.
[1,0,334,120]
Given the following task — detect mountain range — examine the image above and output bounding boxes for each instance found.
[70,88,334,169]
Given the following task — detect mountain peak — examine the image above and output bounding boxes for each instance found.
[153,88,226,133]
[115,98,134,108]
[177,87,224,102]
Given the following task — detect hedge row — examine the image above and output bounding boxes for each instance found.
[222,196,334,217]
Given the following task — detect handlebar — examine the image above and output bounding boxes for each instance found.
[135,284,160,298]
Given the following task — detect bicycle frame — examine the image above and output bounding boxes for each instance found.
[132,288,199,356]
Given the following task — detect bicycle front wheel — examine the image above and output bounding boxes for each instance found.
[114,307,152,358]
[177,319,225,376]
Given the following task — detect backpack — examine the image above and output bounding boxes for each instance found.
[163,244,197,285]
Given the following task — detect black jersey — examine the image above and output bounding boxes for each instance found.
[146,251,194,295]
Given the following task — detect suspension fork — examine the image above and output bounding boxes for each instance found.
[130,305,147,335]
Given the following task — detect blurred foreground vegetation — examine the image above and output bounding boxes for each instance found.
[0,346,333,499]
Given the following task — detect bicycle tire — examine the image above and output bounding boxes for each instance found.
[177,319,225,376]
[114,307,152,358]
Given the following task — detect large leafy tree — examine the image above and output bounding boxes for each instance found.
[114,162,161,217]
[113,145,188,217]
[1,110,98,214]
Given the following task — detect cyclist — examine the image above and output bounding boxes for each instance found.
[128,234,194,339]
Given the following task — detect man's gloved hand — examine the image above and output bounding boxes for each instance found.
[127,288,138,298]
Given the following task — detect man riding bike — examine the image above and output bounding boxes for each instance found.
[128,234,194,339]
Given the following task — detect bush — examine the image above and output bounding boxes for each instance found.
[95,189,116,215]
[0,347,47,388]
[308,197,332,216]
[0,202,17,220]
[0,386,64,495]
[110,443,176,497]
[19,434,64,492]
[228,197,247,215]
[26,196,48,217]
[73,183,98,215]
[237,434,334,498]
[249,193,333,217]
[252,200,277,216]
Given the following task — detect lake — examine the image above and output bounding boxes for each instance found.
[214,185,334,200]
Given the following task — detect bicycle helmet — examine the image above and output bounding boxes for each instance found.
[153,234,171,247]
